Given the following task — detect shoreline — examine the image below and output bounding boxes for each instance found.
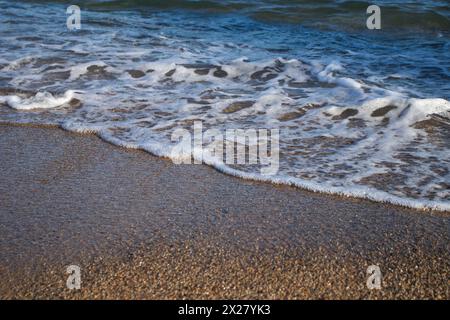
[0,124,448,299]
[3,121,449,213]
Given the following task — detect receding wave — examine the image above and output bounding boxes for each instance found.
[0,1,449,211]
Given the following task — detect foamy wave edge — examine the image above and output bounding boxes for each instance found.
[58,122,450,213]
[0,118,446,212]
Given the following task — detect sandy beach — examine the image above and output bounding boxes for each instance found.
[0,124,448,299]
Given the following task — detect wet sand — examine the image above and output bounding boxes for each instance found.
[0,124,448,299]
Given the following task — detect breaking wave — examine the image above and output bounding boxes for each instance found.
[0,0,449,211]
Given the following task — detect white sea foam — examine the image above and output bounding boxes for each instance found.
[0,4,448,212]
[1,55,448,211]
[68,61,111,81]
[0,90,81,110]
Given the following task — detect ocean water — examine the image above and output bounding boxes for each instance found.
[0,0,449,211]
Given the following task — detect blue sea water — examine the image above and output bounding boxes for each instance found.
[0,0,449,210]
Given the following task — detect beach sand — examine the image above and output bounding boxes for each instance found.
[0,124,448,299]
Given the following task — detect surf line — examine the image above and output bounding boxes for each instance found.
[170,120,280,176]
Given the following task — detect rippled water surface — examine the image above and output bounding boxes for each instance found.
[0,0,449,210]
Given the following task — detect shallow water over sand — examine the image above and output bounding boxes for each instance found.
[0,0,449,210]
